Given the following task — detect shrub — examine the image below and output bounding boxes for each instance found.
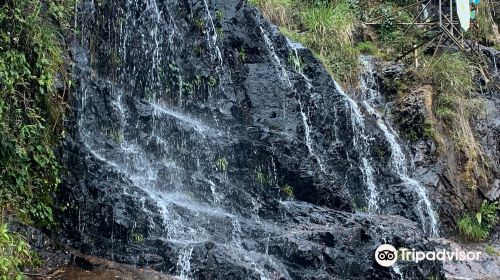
[458,200,499,241]
[0,0,74,226]
[0,221,33,280]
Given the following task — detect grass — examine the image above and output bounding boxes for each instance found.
[457,200,499,242]
[423,53,488,190]
[458,215,490,241]
[249,0,296,28]
[250,0,360,86]
[356,42,379,56]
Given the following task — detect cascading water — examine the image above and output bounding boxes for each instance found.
[358,56,439,237]
[62,1,445,279]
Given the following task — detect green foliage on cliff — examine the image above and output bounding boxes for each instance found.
[0,0,74,226]
[458,200,499,242]
[425,53,488,190]
[0,221,33,280]
[250,0,359,86]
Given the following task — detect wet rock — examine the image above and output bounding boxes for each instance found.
[434,238,500,280]
[33,252,176,280]
[58,0,449,279]
[394,85,434,142]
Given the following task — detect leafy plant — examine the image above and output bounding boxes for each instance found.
[288,51,303,73]
[0,221,33,280]
[457,215,490,241]
[215,156,228,172]
[238,48,247,62]
[485,244,499,256]
[215,27,224,39]
[195,18,205,31]
[208,76,217,87]
[255,166,267,185]
[0,0,74,226]
[132,233,144,243]
[215,10,224,22]
[281,184,294,198]
[458,200,499,241]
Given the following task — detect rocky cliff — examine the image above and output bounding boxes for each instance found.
[52,0,500,279]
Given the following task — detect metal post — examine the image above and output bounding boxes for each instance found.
[450,0,453,35]
[439,0,442,27]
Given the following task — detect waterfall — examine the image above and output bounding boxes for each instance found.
[67,0,445,278]
[259,26,326,173]
[358,56,439,237]
[177,246,194,279]
[331,80,381,213]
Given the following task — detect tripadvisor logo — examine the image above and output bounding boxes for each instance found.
[375,244,398,267]
[374,244,482,267]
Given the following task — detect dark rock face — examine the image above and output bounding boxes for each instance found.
[375,46,500,234]
[58,0,445,279]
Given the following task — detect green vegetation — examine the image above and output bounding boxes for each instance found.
[238,48,247,62]
[485,244,499,255]
[208,76,217,87]
[109,130,124,144]
[368,3,416,57]
[215,27,224,39]
[215,156,228,172]
[195,18,205,31]
[0,0,74,225]
[356,42,378,56]
[471,0,498,45]
[424,53,488,190]
[215,10,224,22]
[255,166,268,185]
[132,233,144,243]
[458,200,499,242]
[457,215,490,241]
[1,0,74,275]
[281,184,294,198]
[0,221,34,280]
[250,0,359,86]
[288,51,303,72]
